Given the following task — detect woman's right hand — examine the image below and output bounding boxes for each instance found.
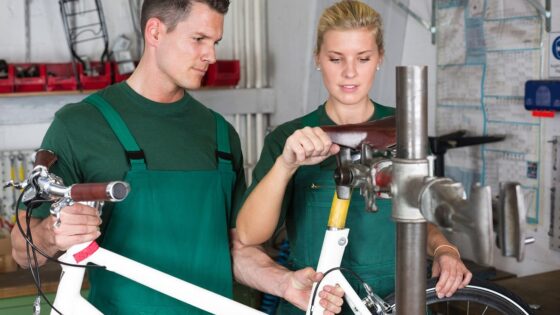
[280,126,340,170]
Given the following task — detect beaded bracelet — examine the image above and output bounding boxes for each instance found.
[433,244,460,258]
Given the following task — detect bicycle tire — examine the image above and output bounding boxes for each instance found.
[384,277,534,315]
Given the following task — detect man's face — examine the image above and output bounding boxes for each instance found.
[156,2,224,89]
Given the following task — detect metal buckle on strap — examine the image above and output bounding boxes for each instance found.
[215,150,233,161]
[126,150,145,161]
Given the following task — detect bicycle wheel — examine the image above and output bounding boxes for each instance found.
[384,277,534,315]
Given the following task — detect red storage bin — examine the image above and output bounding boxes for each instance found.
[0,64,14,93]
[202,60,240,87]
[46,63,78,91]
[14,63,47,92]
[78,61,111,90]
[112,61,135,83]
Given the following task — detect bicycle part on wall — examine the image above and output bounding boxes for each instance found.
[59,0,109,78]
[428,130,505,178]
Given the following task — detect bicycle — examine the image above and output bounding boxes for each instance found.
[6,144,533,315]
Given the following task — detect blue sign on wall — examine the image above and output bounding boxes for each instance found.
[553,36,560,60]
[525,80,560,111]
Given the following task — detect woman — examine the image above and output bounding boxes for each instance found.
[237,1,472,313]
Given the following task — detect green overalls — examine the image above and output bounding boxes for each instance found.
[85,94,235,314]
[277,109,396,315]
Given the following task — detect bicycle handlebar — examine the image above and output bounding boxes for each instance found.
[70,181,129,202]
[30,149,130,203]
[34,149,58,169]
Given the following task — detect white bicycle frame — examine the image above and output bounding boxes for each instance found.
[306,228,374,315]
[52,240,266,315]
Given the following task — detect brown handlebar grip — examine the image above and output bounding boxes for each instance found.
[70,182,130,202]
[34,149,58,169]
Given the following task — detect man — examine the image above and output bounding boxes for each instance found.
[11,0,343,314]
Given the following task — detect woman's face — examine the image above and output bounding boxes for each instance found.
[316,28,382,107]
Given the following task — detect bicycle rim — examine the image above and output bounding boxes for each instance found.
[386,278,533,315]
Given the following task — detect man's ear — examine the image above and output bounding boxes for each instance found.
[144,17,164,47]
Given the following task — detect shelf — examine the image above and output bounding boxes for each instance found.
[0,88,274,121]
[0,90,92,98]
[0,88,275,151]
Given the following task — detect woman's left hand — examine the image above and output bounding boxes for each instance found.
[431,248,472,298]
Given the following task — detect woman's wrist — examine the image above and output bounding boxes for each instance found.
[432,244,460,259]
[275,156,299,177]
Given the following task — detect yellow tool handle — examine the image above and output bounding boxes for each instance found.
[19,162,25,182]
[327,191,351,229]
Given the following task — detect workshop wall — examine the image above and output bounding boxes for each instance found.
[0,0,236,63]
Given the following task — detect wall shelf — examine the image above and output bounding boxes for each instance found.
[0,88,275,151]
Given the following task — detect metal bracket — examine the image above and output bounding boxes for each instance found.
[390,0,436,44]
[526,0,552,32]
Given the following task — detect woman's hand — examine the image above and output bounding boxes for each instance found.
[280,127,340,170]
[431,247,472,298]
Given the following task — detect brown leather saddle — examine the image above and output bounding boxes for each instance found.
[321,115,396,150]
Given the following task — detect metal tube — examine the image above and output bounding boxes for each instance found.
[396,66,427,160]
[393,66,428,315]
[396,224,427,315]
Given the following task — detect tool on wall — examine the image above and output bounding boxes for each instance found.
[24,0,32,62]
[58,0,109,82]
[428,130,505,178]
[550,137,560,252]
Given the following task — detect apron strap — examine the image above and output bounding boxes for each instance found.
[212,112,233,172]
[86,94,147,171]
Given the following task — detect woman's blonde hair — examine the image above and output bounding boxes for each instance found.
[315,0,384,55]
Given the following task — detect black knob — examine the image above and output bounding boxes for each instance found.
[334,166,353,186]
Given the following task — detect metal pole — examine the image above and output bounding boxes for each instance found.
[393,66,428,315]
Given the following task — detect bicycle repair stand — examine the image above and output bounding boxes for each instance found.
[307,66,501,315]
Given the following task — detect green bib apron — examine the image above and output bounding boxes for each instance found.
[85,94,235,315]
[278,110,396,315]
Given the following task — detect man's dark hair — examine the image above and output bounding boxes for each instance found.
[140,0,230,36]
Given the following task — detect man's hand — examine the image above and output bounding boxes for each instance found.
[431,248,472,298]
[11,203,102,267]
[40,203,102,251]
[283,267,344,315]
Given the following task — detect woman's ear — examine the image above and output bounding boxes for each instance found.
[314,55,320,71]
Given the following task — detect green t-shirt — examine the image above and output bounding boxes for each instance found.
[36,82,246,227]
[246,102,395,228]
